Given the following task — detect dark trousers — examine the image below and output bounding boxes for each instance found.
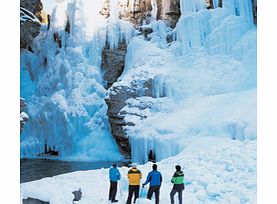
[126,185,140,204]
[147,185,160,204]
[109,181,118,201]
[170,188,183,204]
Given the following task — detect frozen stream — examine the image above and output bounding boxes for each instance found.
[20,159,127,183]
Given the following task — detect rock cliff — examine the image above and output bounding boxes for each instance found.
[20,0,44,134]
[20,0,43,21]
[101,0,181,28]
[105,78,154,156]
[252,0,257,24]
[20,0,43,49]
[101,42,128,89]
[20,98,29,133]
[101,0,181,157]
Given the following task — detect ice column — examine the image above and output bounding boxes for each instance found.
[213,0,219,8]
[223,0,253,23]
[180,0,207,15]
[106,0,136,49]
[176,10,211,54]
[151,0,158,19]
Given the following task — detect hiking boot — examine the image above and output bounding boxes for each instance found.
[111,200,118,202]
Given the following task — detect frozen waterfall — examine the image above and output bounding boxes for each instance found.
[20,0,134,161]
[118,0,256,164]
[20,0,256,164]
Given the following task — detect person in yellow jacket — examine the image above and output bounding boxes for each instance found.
[126,164,142,204]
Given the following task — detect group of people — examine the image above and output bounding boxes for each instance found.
[108,163,185,204]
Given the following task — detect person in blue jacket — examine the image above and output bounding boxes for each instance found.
[142,164,162,204]
[109,163,121,202]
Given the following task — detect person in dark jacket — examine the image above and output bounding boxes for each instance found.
[126,164,142,204]
[142,164,162,204]
[109,163,121,203]
[170,165,185,204]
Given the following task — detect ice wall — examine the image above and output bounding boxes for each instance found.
[223,0,253,23]
[126,90,256,164]
[177,0,255,55]
[180,0,207,14]
[118,0,256,163]
[20,0,136,160]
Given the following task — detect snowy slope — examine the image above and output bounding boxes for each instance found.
[21,139,256,204]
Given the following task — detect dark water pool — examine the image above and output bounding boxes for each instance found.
[20,159,127,183]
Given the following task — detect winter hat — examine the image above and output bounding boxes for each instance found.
[112,163,117,167]
[175,165,181,171]
[152,164,157,170]
[132,163,137,168]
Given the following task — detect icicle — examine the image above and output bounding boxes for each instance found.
[180,0,207,15]
[131,134,180,164]
[223,0,253,23]
[176,10,211,54]
[151,0,158,19]
[151,20,168,45]
[213,0,219,8]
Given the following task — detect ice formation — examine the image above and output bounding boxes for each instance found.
[20,0,256,165]
[20,0,136,161]
[115,0,256,163]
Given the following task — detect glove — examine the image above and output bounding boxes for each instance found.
[142,184,145,188]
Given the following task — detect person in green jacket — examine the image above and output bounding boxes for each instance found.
[170,165,185,204]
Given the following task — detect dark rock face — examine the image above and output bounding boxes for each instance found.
[252,0,257,25]
[101,42,127,89]
[20,0,43,21]
[22,197,49,204]
[119,0,153,26]
[206,0,214,9]
[158,0,181,28]
[105,79,154,157]
[100,0,153,26]
[219,0,223,7]
[20,98,28,133]
[20,20,41,49]
[20,0,43,49]
[100,0,180,28]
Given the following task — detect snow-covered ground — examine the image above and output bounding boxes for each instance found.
[21,138,256,204]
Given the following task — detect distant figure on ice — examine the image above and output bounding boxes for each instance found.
[126,164,142,204]
[142,164,162,204]
[109,163,121,203]
[170,165,185,204]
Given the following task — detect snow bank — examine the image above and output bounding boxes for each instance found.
[21,139,256,204]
